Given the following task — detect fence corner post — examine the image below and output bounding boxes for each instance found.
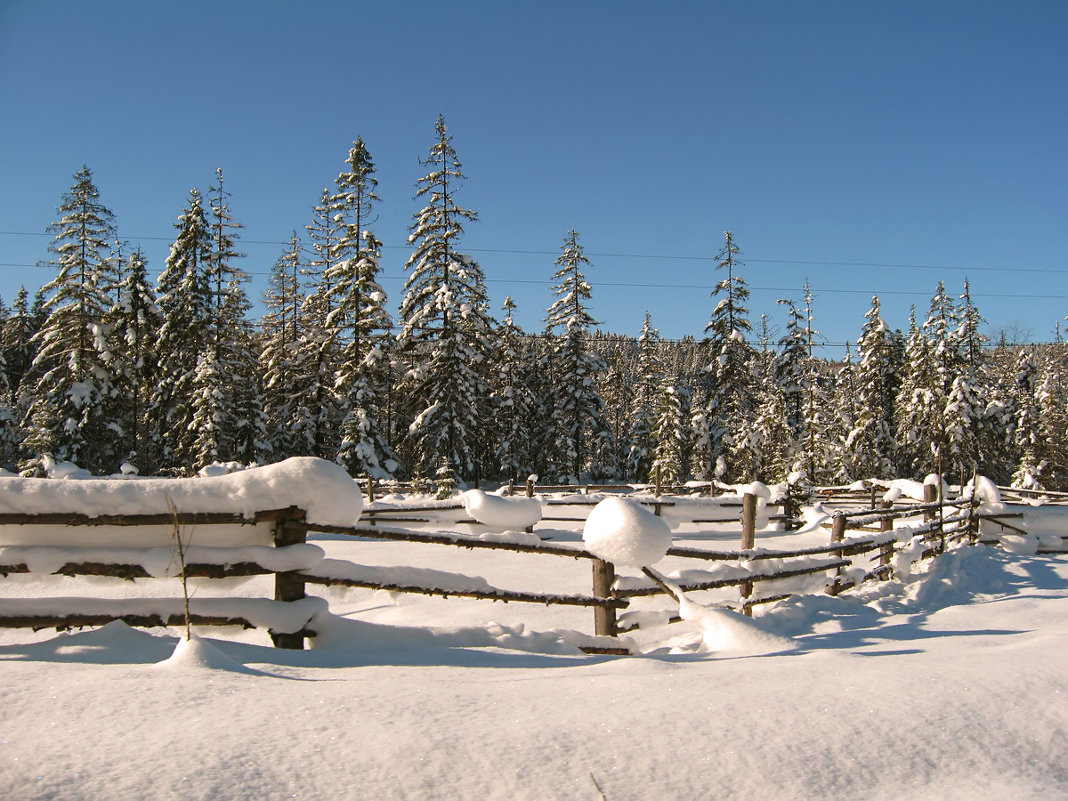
[592,558,617,638]
[272,505,308,650]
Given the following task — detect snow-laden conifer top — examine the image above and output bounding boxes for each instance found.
[0,457,361,527]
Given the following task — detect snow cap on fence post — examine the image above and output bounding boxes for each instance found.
[582,497,672,568]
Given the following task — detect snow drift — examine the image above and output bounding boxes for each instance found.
[0,457,362,531]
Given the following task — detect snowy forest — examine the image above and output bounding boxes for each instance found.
[5,115,1067,491]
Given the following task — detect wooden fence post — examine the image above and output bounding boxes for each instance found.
[272,506,308,649]
[879,500,894,575]
[592,558,617,637]
[923,482,937,521]
[827,513,847,596]
[738,491,758,615]
[525,477,535,498]
[741,492,757,551]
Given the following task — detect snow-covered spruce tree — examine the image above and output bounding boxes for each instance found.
[750,377,793,483]
[204,167,256,462]
[106,248,160,471]
[544,229,610,482]
[260,233,303,457]
[894,306,936,477]
[701,231,758,482]
[227,323,271,465]
[491,297,535,483]
[150,188,214,473]
[524,333,559,474]
[397,115,495,481]
[289,280,340,458]
[599,351,632,481]
[828,344,861,483]
[943,279,989,481]
[3,287,38,408]
[845,296,899,480]
[1010,349,1044,489]
[979,360,1019,485]
[286,191,345,458]
[626,312,662,481]
[798,282,831,484]
[922,281,962,470]
[773,300,808,471]
[22,166,121,473]
[329,139,396,479]
[1035,341,1068,489]
[650,381,685,488]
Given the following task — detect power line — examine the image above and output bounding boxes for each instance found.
[0,261,1066,302]
[3,229,1068,275]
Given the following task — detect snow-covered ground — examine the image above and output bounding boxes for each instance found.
[1,466,1066,800]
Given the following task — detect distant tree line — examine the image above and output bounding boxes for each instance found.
[4,115,1067,490]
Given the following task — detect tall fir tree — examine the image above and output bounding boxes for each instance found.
[627,312,662,481]
[1010,350,1044,488]
[2,287,37,407]
[260,233,304,457]
[701,231,758,481]
[397,115,495,480]
[651,382,685,488]
[330,138,396,478]
[845,296,899,479]
[22,166,120,473]
[490,297,535,482]
[150,187,214,473]
[204,167,255,462]
[107,248,160,470]
[544,230,610,482]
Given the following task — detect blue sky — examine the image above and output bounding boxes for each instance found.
[1,0,1066,355]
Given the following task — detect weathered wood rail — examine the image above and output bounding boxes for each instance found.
[0,506,317,649]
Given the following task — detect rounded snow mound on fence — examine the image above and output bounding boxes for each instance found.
[460,490,541,529]
[582,496,672,567]
[0,457,362,527]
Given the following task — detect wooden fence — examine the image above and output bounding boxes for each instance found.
[1,482,1061,654]
[0,506,317,649]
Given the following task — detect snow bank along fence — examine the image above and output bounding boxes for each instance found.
[0,458,361,650]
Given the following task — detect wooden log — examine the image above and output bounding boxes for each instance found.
[0,561,275,580]
[666,536,890,562]
[0,612,260,631]
[301,573,628,609]
[272,506,308,650]
[615,559,850,598]
[741,492,757,550]
[0,509,291,527]
[591,559,617,637]
[312,524,599,560]
[640,566,680,602]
